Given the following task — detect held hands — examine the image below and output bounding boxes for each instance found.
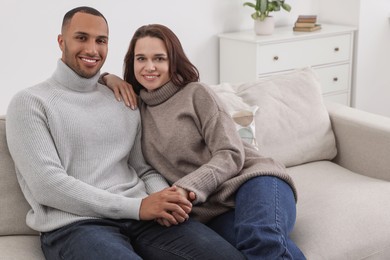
[155,186,197,227]
[139,186,195,227]
[103,73,137,110]
[176,186,196,202]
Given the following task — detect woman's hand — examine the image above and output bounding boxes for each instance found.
[139,186,192,226]
[175,186,196,202]
[102,73,137,110]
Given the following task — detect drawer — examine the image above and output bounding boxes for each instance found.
[313,64,350,94]
[257,34,352,75]
[323,92,349,106]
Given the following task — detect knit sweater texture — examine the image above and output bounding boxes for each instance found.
[140,81,297,223]
[6,60,169,232]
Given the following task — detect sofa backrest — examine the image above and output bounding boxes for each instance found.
[0,116,38,236]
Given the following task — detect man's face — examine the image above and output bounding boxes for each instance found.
[58,12,108,78]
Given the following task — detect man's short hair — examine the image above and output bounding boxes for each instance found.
[61,6,108,33]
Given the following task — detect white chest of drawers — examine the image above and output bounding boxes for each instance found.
[219,24,356,105]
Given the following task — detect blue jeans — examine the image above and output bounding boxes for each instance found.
[207,176,306,260]
[40,218,245,260]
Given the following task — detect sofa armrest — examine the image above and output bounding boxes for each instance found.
[326,102,390,181]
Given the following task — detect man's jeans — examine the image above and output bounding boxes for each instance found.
[41,218,245,260]
[208,176,306,260]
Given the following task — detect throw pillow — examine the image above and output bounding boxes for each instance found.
[208,83,259,148]
[231,106,259,147]
[233,67,337,167]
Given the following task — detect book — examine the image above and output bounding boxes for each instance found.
[296,18,317,23]
[296,15,317,20]
[294,22,318,28]
[293,25,321,32]
[296,15,317,24]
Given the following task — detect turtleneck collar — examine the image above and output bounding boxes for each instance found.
[52,59,100,92]
[140,81,182,106]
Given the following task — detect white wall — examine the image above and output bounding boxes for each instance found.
[0,0,317,115]
[318,0,360,26]
[4,0,390,118]
[319,0,390,117]
[354,0,390,116]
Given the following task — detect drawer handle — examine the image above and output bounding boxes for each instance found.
[273,56,279,61]
[333,77,338,82]
[334,47,340,52]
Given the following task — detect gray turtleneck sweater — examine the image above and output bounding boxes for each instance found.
[140,81,297,223]
[6,60,169,232]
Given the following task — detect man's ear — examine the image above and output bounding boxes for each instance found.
[57,34,64,52]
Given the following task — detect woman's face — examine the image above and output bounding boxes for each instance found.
[133,36,170,92]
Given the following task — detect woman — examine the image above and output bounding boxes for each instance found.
[102,24,305,260]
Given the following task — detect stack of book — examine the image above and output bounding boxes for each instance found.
[293,15,321,32]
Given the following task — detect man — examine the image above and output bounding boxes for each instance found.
[6,6,244,260]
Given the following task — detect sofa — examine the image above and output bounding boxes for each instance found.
[1,68,390,259]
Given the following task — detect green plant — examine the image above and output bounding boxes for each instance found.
[243,0,291,21]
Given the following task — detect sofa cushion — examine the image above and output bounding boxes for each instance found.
[0,235,44,259]
[234,68,337,167]
[0,116,37,236]
[208,83,259,147]
[230,105,259,147]
[208,82,252,112]
[288,161,390,259]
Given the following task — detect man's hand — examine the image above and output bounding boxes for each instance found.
[103,73,137,110]
[139,186,192,226]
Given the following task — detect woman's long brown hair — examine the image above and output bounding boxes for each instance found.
[123,24,199,94]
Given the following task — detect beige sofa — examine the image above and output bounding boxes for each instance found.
[1,68,390,259]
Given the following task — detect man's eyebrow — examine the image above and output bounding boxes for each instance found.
[73,31,108,39]
[74,31,89,36]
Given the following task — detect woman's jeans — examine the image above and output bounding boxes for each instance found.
[40,218,245,260]
[207,176,306,260]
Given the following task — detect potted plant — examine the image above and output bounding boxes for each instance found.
[243,0,291,35]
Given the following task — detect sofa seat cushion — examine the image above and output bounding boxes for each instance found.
[288,161,390,259]
[0,235,44,259]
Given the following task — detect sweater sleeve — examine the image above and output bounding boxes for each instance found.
[174,86,245,204]
[6,92,142,220]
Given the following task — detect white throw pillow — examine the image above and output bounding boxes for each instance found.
[208,83,251,111]
[230,106,259,147]
[233,67,337,167]
[208,83,259,148]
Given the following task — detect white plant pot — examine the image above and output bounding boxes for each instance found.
[254,16,275,35]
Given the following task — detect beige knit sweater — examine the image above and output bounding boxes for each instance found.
[140,81,297,223]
